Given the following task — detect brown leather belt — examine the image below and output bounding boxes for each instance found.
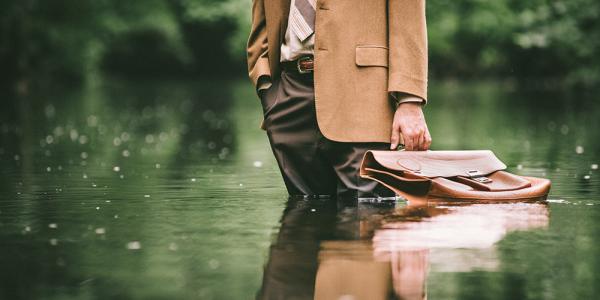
[281,56,314,74]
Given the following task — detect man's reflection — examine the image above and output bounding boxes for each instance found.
[257,198,550,300]
[256,197,341,300]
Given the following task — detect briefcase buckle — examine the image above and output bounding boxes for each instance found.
[466,170,493,183]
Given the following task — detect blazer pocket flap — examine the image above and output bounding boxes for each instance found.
[355,46,389,67]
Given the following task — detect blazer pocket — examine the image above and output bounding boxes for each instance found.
[355,45,389,67]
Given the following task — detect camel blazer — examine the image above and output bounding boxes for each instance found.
[247,0,428,143]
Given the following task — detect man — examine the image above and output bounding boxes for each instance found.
[247,0,431,199]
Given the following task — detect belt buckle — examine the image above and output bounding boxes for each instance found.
[297,56,313,74]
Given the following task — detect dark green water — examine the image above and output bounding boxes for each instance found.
[1,78,599,299]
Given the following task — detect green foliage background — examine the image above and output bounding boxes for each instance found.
[1,0,599,87]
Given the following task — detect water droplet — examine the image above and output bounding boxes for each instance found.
[120,174,125,179]
[253,161,263,168]
[14,154,20,161]
[126,241,141,250]
[96,206,100,210]
[113,137,122,146]
[53,126,64,137]
[169,243,178,251]
[48,223,58,229]
[113,166,120,172]
[78,135,88,144]
[70,129,79,141]
[114,214,119,219]
[592,164,598,170]
[144,194,150,198]
[95,228,106,234]
[49,238,58,246]
[155,163,161,169]
[560,125,569,135]
[191,178,196,182]
[584,175,591,180]
[575,146,584,154]
[122,150,130,157]
[218,147,229,159]
[87,115,98,127]
[311,209,316,212]
[208,259,220,269]
[547,199,567,204]
[159,132,168,141]
[44,105,56,118]
[81,152,88,159]
[83,173,88,179]
[46,166,52,172]
[517,164,523,170]
[45,135,54,144]
[145,134,155,144]
[24,226,31,232]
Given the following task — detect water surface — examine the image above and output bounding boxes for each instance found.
[1,78,599,299]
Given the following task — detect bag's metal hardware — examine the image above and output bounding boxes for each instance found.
[466,170,493,183]
[466,170,483,177]
[472,177,493,183]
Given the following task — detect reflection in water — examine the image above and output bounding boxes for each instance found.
[257,198,340,299]
[1,76,599,299]
[259,199,549,300]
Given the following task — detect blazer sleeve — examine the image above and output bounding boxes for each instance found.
[247,0,271,90]
[388,0,428,102]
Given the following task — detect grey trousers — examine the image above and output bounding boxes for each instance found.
[260,70,395,199]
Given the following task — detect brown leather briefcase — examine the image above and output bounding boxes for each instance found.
[360,150,551,202]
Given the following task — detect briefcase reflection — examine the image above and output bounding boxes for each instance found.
[315,202,549,300]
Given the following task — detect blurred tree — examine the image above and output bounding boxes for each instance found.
[427,0,600,87]
[0,0,598,88]
[0,0,105,88]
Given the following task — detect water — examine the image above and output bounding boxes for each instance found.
[1,78,599,299]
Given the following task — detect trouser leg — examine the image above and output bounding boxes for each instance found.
[261,71,337,196]
[260,70,396,199]
[322,139,397,199]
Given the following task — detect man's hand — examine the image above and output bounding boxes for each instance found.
[390,102,432,151]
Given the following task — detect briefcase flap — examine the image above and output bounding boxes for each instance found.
[361,150,507,178]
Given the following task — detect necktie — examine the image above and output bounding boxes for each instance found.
[290,0,316,42]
